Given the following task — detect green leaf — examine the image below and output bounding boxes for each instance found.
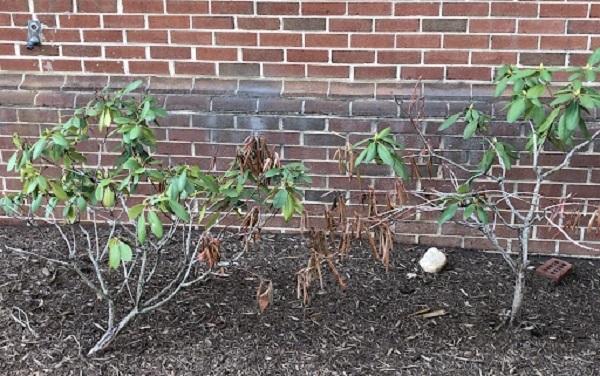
[272,189,288,209]
[169,199,190,221]
[463,120,478,139]
[565,102,580,131]
[365,142,377,163]
[377,143,395,167]
[7,153,18,172]
[507,98,526,123]
[476,206,489,224]
[102,187,115,208]
[49,181,68,201]
[354,148,368,166]
[526,85,545,99]
[494,78,509,97]
[31,194,43,213]
[122,80,143,95]
[147,211,164,239]
[128,204,145,220]
[587,48,600,66]
[478,149,495,174]
[51,133,69,148]
[283,192,296,221]
[108,238,121,269]
[137,214,147,244]
[438,203,458,225]
[463,204,476,220]
[377,127,391,139]
[94,185,104,202]
[130,126,142,140]
[439,112,461,131]
[119,242,133,262]
[32,140,46,160]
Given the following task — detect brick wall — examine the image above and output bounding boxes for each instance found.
[1,1,600,256]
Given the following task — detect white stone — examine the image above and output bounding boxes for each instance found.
[419,247,447,273]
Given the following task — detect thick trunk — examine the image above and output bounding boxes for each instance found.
[510,263,525,325]
[87,308,138,357]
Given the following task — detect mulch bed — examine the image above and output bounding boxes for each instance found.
[1,225,600,375]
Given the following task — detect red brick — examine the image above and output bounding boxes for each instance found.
[105,46,146,59]
[592,4,600,18]
[396,34,441,48]
[263,64,305,77]
[447,67,491,81]
[192,16,234,29]
[443,2,489,16]
[20,45,60,56]
[329,18,372,32]
[471,52,517,65]
[257,1,299,15]
[42,59,82,72]
[491,2,538,17]
[63,45,102,57]
[103,15,145,28]
[424,51,468,64]
[492,35,538,50]
[444,35,489,49]
[149,15,191,28]
[167,0,209,14]
[59,15,100,28]
[0,14,11,26]
[238,17,280,30]
[374,19,419,32]
[348,2,391,16]
[84,30,123,43]
[0,0,29,11]
[302,2,345,15]
[541,36,588,51]
[332,50,374,63]
[307,65,349,78]
[519,20,566,35]
[129,61,170,75]
[78,0,117,12]
[351,34,394,48]
[212,1,253,14]
[354,66,397,80]
[84,60,124,74]
[215,32,257,46]
[287,49,329,63]
[377,51,421,64]
[151,46,191,59]
[470,19,516,33]
[33,0,72,12]
[196,47,238,61]
[0,59,39,71]
[394,2,439,16]
[175,62,215,75]
[127,30,168,43]
[568,21,600,35]
[43,29,81,43]
[171,31,212,45]
[541,4,589,18]
[260,33,302,47]
[123,0,164,13]
[401,66,444,80]
[243,48,283,62]
[305,33,348,48]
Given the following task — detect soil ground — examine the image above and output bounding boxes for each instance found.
[1,225,600,375]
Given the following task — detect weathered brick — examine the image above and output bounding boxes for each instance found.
[238,80,282,97]
[422,19,467,32]
[212,96,257,112]
[282,117,325,131]
[237,116,280,130]
[283,18,326,31]
[352,100,397,117]
[219,63,260,76]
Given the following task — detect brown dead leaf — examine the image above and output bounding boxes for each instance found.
[257,280,273,314]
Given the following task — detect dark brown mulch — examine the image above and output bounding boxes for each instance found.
[1,225,600,375]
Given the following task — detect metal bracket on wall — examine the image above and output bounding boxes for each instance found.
[27,20,42,50]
